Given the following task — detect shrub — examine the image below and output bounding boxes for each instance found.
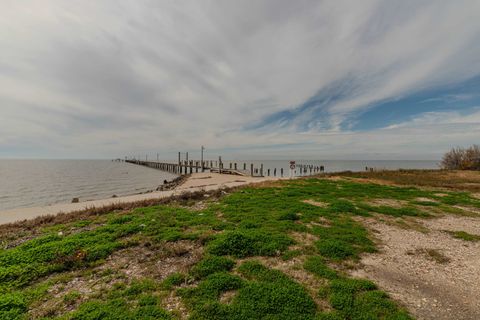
[442,145,480,170]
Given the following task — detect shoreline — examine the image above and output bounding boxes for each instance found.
[0,173,284,225]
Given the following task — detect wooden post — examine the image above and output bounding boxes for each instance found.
[234,163,237,170]
[260,164,263,177]
[178,152,181,166]
[243,163,246,170]
[219,156,222,174]
[251,163,254,177]
[268,168,270,176]
[201,146,204,172]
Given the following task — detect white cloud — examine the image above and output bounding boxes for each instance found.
[0,0,479,158]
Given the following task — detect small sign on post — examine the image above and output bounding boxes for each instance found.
[289,161,296,178]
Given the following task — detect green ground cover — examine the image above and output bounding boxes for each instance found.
[1,177,479,319]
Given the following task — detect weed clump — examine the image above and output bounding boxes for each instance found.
[304,256,338,280]
[67,279,171,319]
[312,217,375,261]
[160,273,185,291]
[278,212,300,221]
[446,230,480,242]
[207,229,292,258]
[181,261,316,319]
[0,292,26,319]
[191,255,236,279]
[329,200,357,214]
[322,278,412,319]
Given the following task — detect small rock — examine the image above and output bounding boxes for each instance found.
[58,231,63,236]
[71,197,79,203]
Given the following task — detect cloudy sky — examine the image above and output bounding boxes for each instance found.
[1,0,480,160]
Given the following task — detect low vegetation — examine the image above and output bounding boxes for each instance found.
[1,172,479,319]
[445,230,480,242]
[334,169,480,192]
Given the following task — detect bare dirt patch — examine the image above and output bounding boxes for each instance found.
[219,290,238,304]
[368,198,407,208]
[162,291,189,319]
[99,240,203,279]
[415,197,438,203]
[452,205,480,215]
[351,216,480,320]
[30,240,202,319]
[423,215,480,235]
[289,231,319,250]
[367,215,429,234]
[302,199,328,208]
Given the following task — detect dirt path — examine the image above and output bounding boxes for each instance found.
[351,215,480,320]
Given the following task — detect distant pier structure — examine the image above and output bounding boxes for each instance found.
[124,152,324,178]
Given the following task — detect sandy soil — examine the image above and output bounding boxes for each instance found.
[351,215,480,320]
[0,172,283,225]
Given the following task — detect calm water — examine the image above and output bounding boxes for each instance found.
[0,160,177,211]
[0,159,439,211]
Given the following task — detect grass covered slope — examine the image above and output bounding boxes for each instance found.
[1,176,479,319]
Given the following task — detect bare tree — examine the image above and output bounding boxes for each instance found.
[441,145,480,170]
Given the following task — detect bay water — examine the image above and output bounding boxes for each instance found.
[0,159,439,211]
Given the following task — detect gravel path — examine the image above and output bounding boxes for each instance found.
[351,215,480,320]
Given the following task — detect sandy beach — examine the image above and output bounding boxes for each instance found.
[0,173,282,225]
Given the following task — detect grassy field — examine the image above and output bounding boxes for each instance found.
[333,169,480,192]
[1,173,480,319]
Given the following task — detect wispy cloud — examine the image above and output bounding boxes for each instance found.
[0,1,479,159]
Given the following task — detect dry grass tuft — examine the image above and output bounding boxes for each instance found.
[407,248,451,264]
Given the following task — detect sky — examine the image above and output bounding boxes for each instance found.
[1,0,480,160]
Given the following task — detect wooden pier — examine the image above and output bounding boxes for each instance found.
[125,156,325,178]
[125,159,210,175]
